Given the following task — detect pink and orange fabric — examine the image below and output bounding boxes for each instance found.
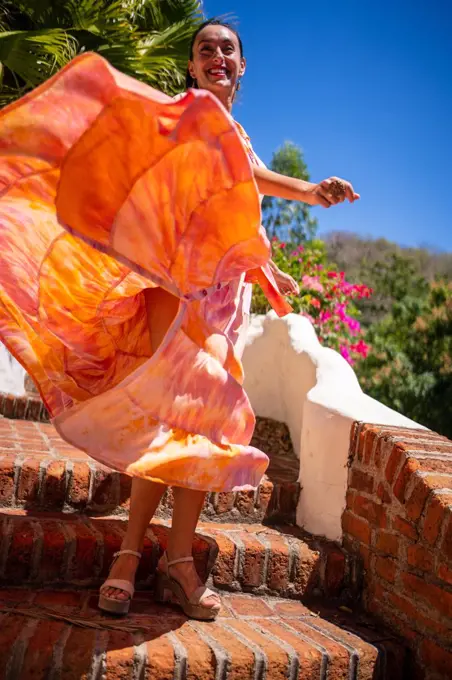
[0,53,290,491]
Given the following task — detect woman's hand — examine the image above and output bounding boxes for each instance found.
[271,263,300,296]
[310,177,360,208]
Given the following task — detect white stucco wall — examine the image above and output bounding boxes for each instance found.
[0,345,25,396]
[242,312,424,542]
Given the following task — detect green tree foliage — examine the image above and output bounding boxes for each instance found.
[325,231,452,323]
[0,0,203,106]
[251,238,371,365]
[357,280,452,437]
[262,141,318,243]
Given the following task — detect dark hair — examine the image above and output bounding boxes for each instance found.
[185,19,244,89]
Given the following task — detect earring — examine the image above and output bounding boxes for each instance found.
[236,78,241,91]
[193,78,198,88]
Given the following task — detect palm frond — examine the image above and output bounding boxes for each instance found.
[0,29,76,87]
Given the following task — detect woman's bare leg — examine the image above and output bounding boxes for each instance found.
[158,487,220,608]
[102,287,180,601]
[102,478,166,600]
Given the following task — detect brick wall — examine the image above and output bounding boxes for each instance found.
[343,422,452,680]
[0,392,49,422]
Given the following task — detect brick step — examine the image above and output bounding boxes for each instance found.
[0,417,300,524]
[0,587,407,679]
[0,510,348,599]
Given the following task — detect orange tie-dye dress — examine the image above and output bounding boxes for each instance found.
[0,53,291,492]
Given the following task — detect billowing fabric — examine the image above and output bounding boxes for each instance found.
[0,52,290,491]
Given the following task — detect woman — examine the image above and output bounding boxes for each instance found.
[0,19,358,622]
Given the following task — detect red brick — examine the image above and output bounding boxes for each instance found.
[420,639,452,677]
[287,617,356,677]
[17,456,43,503]
[174,624,216,680]
[402,572,452,618]
[239,532,266,588]
[68,462,90,507]
[215,491,236,513]
[211,533,236,588]
[385,445,404,484]
[90,466,118,510]
[359,544,371,570]
[353,494,387,528]
[256,479,273,515]
[266,534,290,592]
[228,595,273,617]
[386,591,451,641]
[13,397,27,420]
[2,394,17,419]
[226,619,289,679]
[324,548,346,596]
[423,491,452,546]
[5,518,35,582]
[393,458,420,502]
[60,628,97,680]
[0,613,30,673]
[273,600,312,617]
[196,621,256,680]
[376,482,392,504]
[145,630,176,680]
[438,563,452,585]
[70,521,99,580]
[293,541,320,595]
[345,489,355,510]
[42,460,66,507]
[20,620,67,680]
[404,479,431,521]
[27,398,44,421]
[374,438,385,469]
[355,423,366,462]
[235,490,255,516]
[257,619,323,678]
[104,630,135,680]
[375,531,399,557]
[40,520,67,581]
[34,591,82,612]
[407,544,434,573]
[363,427,379,465]
[342,510,371,544]
[350,469,374,494]
[375,555,397,583]
[442,514,452,563]
[0,454,16,503]
[392,515,418,540]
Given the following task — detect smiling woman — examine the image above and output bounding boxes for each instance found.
[0,15,360,625]
[185,19,246,109]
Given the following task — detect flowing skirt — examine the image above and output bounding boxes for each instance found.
[0,53,287,491]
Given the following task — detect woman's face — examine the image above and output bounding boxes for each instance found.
[188,25,246,99]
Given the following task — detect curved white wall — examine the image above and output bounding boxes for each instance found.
[243,312,424,541]
[0,345,25,396]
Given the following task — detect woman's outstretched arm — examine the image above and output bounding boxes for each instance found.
[253,165,360,208]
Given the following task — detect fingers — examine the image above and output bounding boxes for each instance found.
[320,177,360,205]
[316,182,334,208]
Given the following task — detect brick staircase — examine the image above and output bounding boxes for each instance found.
[0,414,408,679]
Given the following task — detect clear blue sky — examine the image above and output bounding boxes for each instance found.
[203,0,452,251]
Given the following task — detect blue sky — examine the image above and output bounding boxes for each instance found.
[203,1,452,250]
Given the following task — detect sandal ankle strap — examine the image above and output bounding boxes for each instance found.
[113,549,142,560]
[166,555,194,567]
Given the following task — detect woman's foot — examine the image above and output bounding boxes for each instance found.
[156,552,221,614]
[101,550,141,601]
